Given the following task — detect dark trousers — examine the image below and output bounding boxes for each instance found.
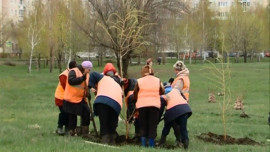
[161,121,181,140]
[67,102,90,130]
[95,104,119,136]
[162,113,189,142]
[138,107,160,139]
[58,106,69,128]
[134,118,140,135]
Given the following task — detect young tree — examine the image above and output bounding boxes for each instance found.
[207,33,232,140]
[21,1,45,73]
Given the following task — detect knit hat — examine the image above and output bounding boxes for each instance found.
[173,61,186,71]
[141,65,154,76]
[82,61,93,70]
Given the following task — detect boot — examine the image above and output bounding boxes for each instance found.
[81,126,92,140]
[68,129,77,136]
[56,127,65,136]
[148,138,155,148]
[141,136,146,147]
[175,134,182,147]
[183,139,189,149]
[132,133,140,143]
[76,126,82,136]
[101,134,110,144]
[109,134,116,145]
[157,135,166,147]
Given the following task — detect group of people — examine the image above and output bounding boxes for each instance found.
[54,59,192,149]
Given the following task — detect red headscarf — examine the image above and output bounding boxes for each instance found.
[103,63,117,75]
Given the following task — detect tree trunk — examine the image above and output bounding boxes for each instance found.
[49,45,54,72]
[37,53,41,71]
[28,46,34,73]
[19,48,22,59]
[122,55,130,78]
[257,54,261,62]
[137,55,141,65]
[58,52,62,73]
[162,54,166,65]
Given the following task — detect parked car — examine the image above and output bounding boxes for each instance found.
[265,52,270,57]
[229,52,236,57]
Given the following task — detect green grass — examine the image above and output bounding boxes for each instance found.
[0,60,269,152]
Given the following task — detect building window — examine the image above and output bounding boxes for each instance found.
[218,2,228,7]
[19,10,24,17]
[20,0,23,5]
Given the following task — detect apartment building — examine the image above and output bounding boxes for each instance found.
[0,0,25,24]
[210,0,268,18]
[187,0,268,18]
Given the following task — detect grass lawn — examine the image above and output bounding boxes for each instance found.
[0,59,269,152]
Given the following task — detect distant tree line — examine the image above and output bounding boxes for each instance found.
[0,0,268,75]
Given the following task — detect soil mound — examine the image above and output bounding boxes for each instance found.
[197,132,260,145]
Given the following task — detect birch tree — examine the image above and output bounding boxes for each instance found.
[25,2,44,73]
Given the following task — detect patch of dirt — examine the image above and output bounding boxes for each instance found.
[3,62,16,66]
[197,132,260,145]
[83,133,180,149]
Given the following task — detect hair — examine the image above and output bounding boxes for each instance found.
[173,61,186,71]
[168,78,174,84]
[69,61,77,69]
[141,65,154,76]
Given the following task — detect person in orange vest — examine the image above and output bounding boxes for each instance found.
[133,65,164,147]
[102,62,121,84]
[171,61,190,102]
[63,61,92,138]
[54,61,77,135]
[160,88,192,149]
[88,71,123,145]
[158,61,190,147]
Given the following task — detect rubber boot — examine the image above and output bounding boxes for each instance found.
[141,136,147,147]
[56,127,65,136]
[68,129,76,136]
[175,134,182,147]
[109,134,116,145]
[81,126,92,140]
[76,126,82,136]
[132,133,140,143]
[101,134,110,144]
[183,139,189,149]
[157,135,166,147]
[149,138,155,148]
[64,126,68,135]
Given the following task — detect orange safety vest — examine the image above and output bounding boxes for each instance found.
[54,69,69,101]
[136,75,161,109]
[162,88,188,110]
[64,68,89,103]
[96,76,123,108]
[171,75,190,101]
